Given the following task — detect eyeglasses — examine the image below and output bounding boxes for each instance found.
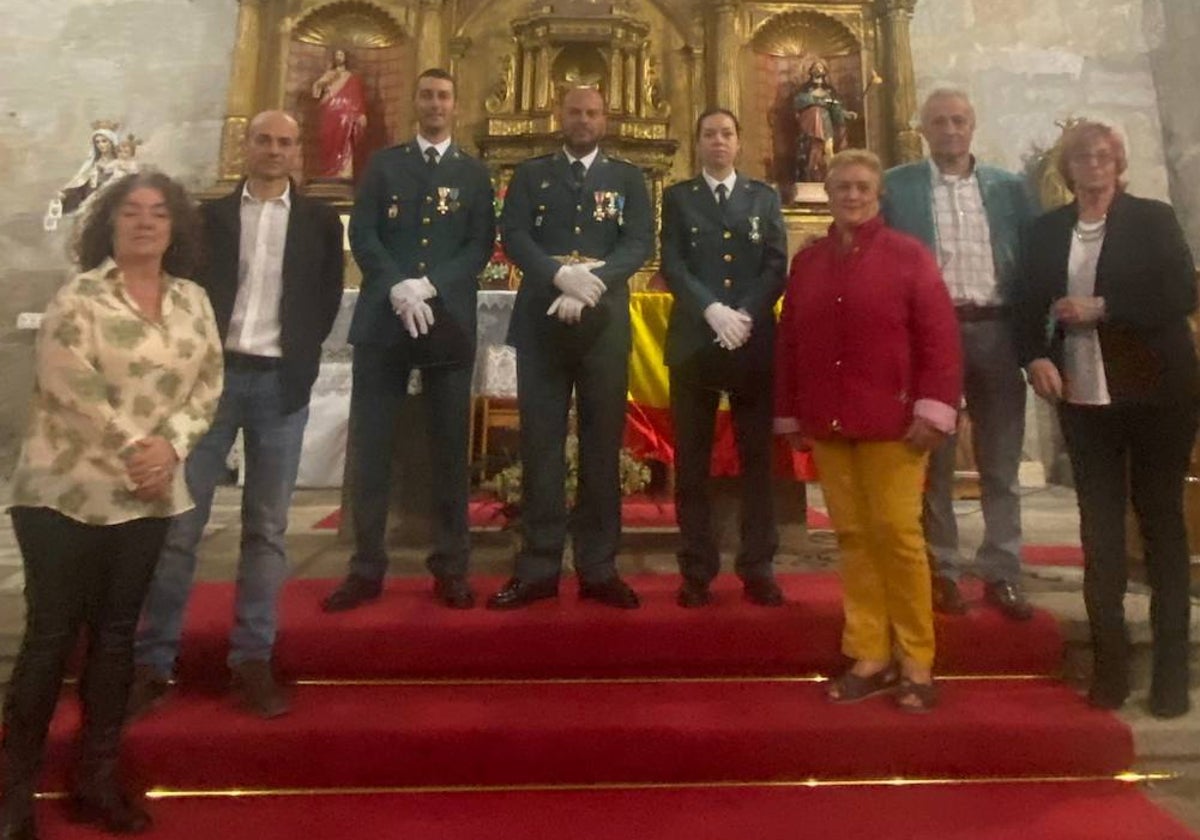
[1071,151,1116,165]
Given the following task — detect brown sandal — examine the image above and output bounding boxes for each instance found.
[826,665,899,704]
[894,678,938,714]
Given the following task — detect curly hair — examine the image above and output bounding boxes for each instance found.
[73,170,203,279]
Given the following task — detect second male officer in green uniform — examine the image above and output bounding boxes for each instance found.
[489,85,653,610]
[661,108,788,608]
[323,68,495,612]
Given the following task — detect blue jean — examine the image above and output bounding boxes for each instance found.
[135,366,308,675]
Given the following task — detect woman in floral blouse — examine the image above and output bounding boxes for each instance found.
[1,171,222,839]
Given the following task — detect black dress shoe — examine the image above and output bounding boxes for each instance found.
[579,577,640,609]
[984,580,1033,621]
[1086,681,1129,711]
[932,576,968,615]
[677,580,712,608]
[434,575,476,609]
[743,576,784,607]
[486,577,559,610]
[321,574,383,613]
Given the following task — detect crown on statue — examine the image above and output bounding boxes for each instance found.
[91,119,121,132]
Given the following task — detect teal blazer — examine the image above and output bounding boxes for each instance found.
[881,160,1036,305]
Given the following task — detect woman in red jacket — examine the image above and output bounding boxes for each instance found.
[775,149,962,712]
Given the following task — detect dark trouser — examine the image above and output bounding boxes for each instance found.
[514,333,629,585]
[348,345,473,582]
[1059,400,1199,702]
[3,507,169,793]
[669,359,778,585]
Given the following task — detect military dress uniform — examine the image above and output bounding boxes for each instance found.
[501,149,653,585]
[344,140,495,586]
[660,173,787,589]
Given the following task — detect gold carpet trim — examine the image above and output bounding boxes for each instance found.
[33,772,1176,801]
[291,674,1055,687]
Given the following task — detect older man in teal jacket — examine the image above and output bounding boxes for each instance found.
[881,89,1037,621]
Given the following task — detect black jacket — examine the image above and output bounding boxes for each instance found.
[1019,192,1198,404]
[200,181,345,413]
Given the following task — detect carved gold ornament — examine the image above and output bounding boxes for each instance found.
[294,0,406,48]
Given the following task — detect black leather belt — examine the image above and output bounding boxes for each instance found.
[955,303,1009,322]
[224,351,281,370]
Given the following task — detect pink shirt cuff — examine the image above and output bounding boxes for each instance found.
[913,399,958,434]
[773,417,800,435]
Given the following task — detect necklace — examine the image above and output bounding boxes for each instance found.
[1073,216,1106,243]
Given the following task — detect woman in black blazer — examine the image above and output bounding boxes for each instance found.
[1019,121,1199,718]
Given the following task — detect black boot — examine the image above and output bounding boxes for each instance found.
[1087,625,1131,710]
[68,729,150,834]
[1149,642,1191,719]
[3,703,46,840]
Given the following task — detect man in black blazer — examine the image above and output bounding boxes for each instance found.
[661,108,788,608]
[488,86,653,609]
[131,110,344,718]
[323,68,495,613]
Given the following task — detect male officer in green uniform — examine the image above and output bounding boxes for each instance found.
[323,68,495,612]
[661,107,788,608]
[489,85,653,609]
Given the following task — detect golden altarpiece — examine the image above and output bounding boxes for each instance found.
[211,0,926,274]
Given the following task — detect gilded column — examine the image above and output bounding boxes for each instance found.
[218,0,263,182]
[711,1,739,114]
[520,45,534,111]
[609,48,624,111]
[880,0,922,164]
[624,50,638,113]
[448,36,472,81]
[536,44,552,109]
[416,0,445,72]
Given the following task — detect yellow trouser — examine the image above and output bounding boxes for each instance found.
[812,439,935,668]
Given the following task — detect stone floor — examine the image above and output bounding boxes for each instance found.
[1,480,1199,831]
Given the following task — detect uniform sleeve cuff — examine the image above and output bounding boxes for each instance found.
[913,399,958,434]
[773,417,800,434]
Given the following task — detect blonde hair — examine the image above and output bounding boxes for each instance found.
[1056,120,1128,192]
[824,148,884,193]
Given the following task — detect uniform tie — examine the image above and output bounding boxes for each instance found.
[715,183,728,208]
[570,159,586,189]
[425,146,440,169]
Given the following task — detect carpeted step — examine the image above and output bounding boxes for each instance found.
[43,679,1129,791]
[166,575,1062,683]
[32,781,1196,840]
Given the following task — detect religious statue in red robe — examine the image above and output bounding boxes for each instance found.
[311,48,367,180]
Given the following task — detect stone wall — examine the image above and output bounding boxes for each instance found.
[910,0,1170,203]
[1149,0,1200,252]
[0,0,237,468]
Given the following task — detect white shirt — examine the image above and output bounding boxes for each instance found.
[564,146,600,173]
[929,160,1000,305]
[1064,220,1111,406]
[702,170,737,203]
[416,135,452,164]
[227,182,290,357]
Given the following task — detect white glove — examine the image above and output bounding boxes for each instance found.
[704,303,752,350]
[547,294,586,324]
[389,278,436,314]
[553,261,606,306]
[400,300,435,338]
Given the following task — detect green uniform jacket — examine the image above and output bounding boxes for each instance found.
[348,141,495,356]
[501,149,653,351]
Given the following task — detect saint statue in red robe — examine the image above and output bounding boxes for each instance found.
[311,48,367,180]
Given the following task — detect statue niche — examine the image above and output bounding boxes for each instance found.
[286,1,412,198]
[746,10,870,205]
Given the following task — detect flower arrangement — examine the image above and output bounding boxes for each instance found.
[486,434,652,508]
[480,182,515,288]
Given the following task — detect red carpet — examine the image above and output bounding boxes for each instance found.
[43,679,1129,790]
[31,572,1194,838]
[32,782,1197,840]
[158,574,1063,683]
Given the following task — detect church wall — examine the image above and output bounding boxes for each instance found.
[909,0,1169,202]
[1149,0,1200,254]
[0,0,238,468]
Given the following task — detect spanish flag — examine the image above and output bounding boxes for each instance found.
[624,293,815,480]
